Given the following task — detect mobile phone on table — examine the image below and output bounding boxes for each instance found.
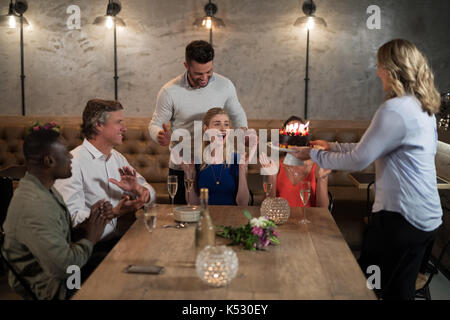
[124,265,165,275]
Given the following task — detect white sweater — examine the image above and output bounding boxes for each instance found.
[149,72,248,169]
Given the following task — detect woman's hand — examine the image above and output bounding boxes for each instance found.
[310,140,330,151]
[259,152,279,175]
[318,167,331,180]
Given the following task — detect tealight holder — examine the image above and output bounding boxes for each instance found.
[195,245,238,288]
[260,197,290,225]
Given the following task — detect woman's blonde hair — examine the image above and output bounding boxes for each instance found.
[377,39,440,115]
[200,108,232,170]
[202,107,229,127]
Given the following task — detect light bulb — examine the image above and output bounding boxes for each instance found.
[105,16,114,29]
[8,15,16,28]
[202,17,212,29]
[306,17,315,30]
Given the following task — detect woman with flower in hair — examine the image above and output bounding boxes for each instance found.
[293,39,442,300]
[181,108,251,206]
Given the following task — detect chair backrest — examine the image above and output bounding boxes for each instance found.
[0,177,13,232]
[0,231,37,300]
[328,191,334,213]
[423,238,450,288]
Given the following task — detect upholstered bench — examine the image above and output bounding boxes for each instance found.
[0,116,374,251]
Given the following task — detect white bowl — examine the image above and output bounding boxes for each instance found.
[174,206,201,222]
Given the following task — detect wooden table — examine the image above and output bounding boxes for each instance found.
[73,205,376,300]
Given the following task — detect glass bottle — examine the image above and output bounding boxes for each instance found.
[195,188,215,251]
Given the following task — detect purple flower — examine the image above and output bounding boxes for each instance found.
[33,126,40,131]
[273,231,280,237]
[251,226,264,236]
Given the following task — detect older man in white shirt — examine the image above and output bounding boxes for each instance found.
[55,99,156,242]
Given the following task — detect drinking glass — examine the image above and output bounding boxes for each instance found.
[143,203,157,234]
[299,181,311,224]
[263,175,273,198]
[167,175,178,215]
[184,176,194,206]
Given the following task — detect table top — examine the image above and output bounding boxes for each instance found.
[73,204,376,300]
[347,172,450,190]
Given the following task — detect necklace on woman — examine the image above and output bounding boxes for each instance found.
[211,164,225,185]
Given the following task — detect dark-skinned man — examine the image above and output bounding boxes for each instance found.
[1,126,109,300]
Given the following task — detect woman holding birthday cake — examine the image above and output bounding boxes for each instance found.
[292,39,442,300]
[260,116,330,208]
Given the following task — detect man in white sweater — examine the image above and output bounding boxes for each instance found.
[149,40,248,204]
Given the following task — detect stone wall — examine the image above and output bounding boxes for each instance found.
[0,0,449,119]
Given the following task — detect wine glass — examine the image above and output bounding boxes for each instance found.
[184,176,194,206]
[167,175,178,215]
[143,203,157,234]
[263,175,273,198]
[299,181,311,224]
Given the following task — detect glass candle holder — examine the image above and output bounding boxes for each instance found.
[195,245,238,288]
[260,197,290,225]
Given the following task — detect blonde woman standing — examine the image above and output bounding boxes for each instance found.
[293,39,442,300]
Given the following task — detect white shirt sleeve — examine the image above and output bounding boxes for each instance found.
[148,88,174,143]
[53,157,91,227]
[310,108,406,171]
[224,80,248,129]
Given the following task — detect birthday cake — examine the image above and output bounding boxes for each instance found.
[279,122,310,149]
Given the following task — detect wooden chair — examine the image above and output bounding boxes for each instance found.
[328,191,334,213]
[0,231,37,300]
[0,165,26,228]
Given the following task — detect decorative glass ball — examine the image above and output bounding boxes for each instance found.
[196,245,239,288]
[260,197,290,225]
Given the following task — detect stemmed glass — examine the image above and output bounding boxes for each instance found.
[143,203,157,234]
[167,175,178,215]
[184,176,194,206]
[263,175,273,199]
[299,181,311,224]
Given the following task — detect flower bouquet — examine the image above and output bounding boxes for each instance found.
[28,121,60,133]
[216,210,280,251]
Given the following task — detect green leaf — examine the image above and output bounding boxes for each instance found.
[244,210,252,221]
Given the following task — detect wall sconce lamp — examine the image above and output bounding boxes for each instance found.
[93,0,125,101]
[193,0,224,46]
[0,0,29,116]
[293,0,327,119]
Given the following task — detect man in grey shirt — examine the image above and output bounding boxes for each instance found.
[148,40,248,204]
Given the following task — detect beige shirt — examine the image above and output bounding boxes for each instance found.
[2,173,93,300]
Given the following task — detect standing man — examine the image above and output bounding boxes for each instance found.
[55,99,156,248]
[149,40,248,204]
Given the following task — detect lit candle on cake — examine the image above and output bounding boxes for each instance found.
[279,121,310,148]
